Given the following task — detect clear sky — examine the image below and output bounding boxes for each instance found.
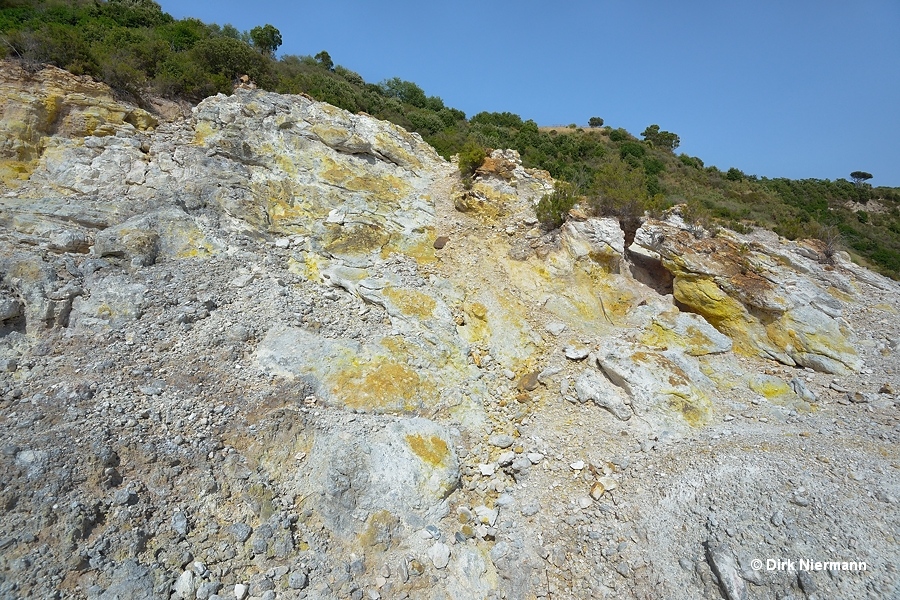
[162,1,900,186]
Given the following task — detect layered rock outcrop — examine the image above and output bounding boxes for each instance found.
[633,215,862,374]
[0,61,156,186]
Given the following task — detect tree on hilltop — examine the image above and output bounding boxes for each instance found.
[850,171,873,203]
[588,116,604,128]
[850,171,873,187]
[641,124,680,151]
[249,24,281,57]
[315,50,334,71]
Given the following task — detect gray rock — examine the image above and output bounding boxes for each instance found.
[790,377,817,402]
[171,512,189,537]
[273,531,294,558]
[350,556,366,576]
[490,541,510,561]
[98,560,158,600]
[249,574,274,595]
[139,379,166,396]
[848,390,870,404]
[473,505,499,526]
[112,487,137,506]
[489,434,514,449]
[495,493,515,507]
[196,582,221,600]
[797,570,817,594]
[228,523,252,543]
[520,501,541,517]
[48,228,89,253]
[299,417,459,536]
[497,451,516,466]
[0,295,22,321]
[288,571,309,590]
[614,561,632,578]
[706,544,748,600]
[510,456,532,474]
[70,275,147,330]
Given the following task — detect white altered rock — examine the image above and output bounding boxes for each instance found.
[564,345,590,360]
[595,338,715,424]
[173,570,198,599]
[561,218,625,272]
[574,370,632,421]
[598,476,618,492]
[473,505,499,526]
[632,220,862,374]
[427,542,451,569]
[497,451,516,466]
[546,322,567,336]
[230,272,256,288]
[234,583,249,600]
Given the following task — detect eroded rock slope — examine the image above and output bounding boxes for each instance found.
[1,63,898,600]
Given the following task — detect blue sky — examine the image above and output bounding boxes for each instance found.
[163,1,900,186]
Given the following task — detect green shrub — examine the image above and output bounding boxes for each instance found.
[458,142,486,178]
[379,77,428,108]
[97,0,172,28]
[406,110,445,136]
[643,157,665,176]
[608,128,630,142]
[157,18,207,52]
[470,111,524,128]
[618,141,645,160]
[589,158,648,214]
[725,167,745,181]
[678,154,703,169]
[536,182,577,229]
[191,36,270,84]
[334,65,364,86]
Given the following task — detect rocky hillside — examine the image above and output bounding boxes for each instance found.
[0,62,898,600]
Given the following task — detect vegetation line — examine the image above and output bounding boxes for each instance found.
[2,0,900,277]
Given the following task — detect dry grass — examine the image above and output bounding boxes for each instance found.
[538,126,608,136]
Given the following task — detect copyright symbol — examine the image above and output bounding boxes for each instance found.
[751,559,762,571]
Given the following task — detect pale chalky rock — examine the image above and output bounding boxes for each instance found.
[574,370,633,421]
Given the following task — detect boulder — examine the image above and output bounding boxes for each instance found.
[298,417,459,536]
